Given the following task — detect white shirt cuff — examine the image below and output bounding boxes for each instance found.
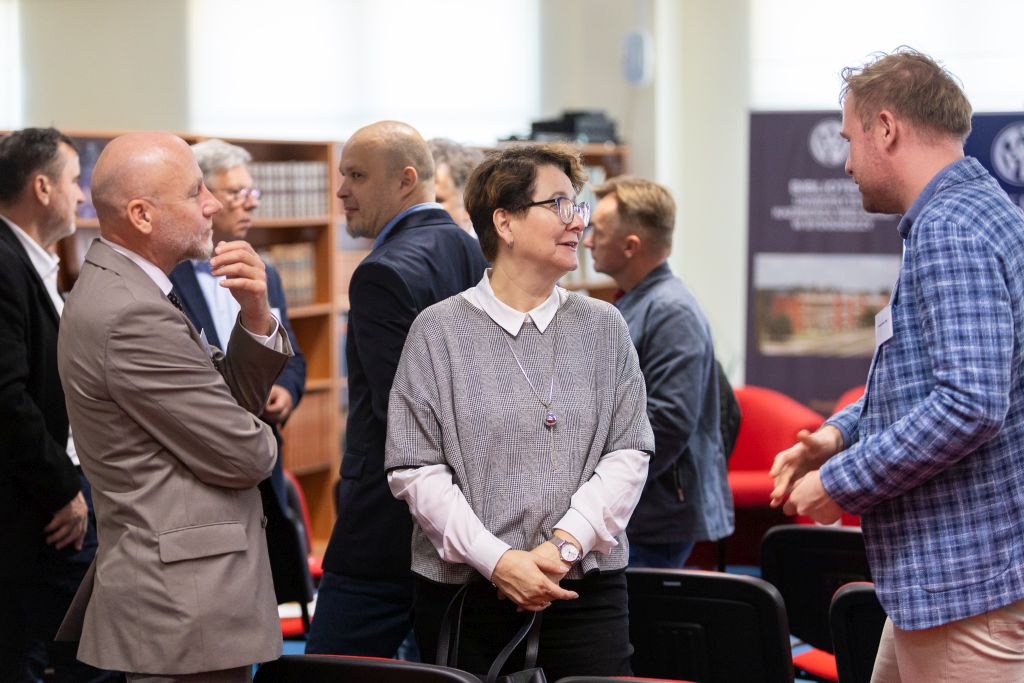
[242,314,283,351]
[554,508,599,556]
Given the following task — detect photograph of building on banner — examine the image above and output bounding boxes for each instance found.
[753,253,900,357]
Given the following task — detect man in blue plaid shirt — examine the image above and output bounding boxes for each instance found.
[771,48,1024,680]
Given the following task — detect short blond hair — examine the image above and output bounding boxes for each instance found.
[841,47,972,142]
[593,176,675,250]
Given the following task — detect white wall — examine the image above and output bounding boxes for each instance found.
[539,0,750,379]
[656,0,750,379]
[19,0,189,131]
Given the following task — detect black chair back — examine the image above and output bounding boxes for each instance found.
[627,568,794,683]
[557,678,693,682]
[760,525,871,653]
[254,654,481,682]
[830,582,886,683]
[262,477,314,632]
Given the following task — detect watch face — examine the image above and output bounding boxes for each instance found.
[560,543,581,563]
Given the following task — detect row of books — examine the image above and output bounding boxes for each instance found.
[249,161,330,219]
[259,242,317,307]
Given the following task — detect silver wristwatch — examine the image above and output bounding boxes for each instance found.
[549,536,581,564]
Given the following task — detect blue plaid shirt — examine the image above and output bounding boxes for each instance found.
[820,157,1024,630]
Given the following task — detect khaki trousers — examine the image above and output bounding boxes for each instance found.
[871,598,1024,682]
[126,665,251,682]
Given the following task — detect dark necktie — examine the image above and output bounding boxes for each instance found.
[167,291,222,371]
[167,292,185,312]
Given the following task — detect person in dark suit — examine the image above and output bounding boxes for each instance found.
[0,128,122,681]
[169,139,306,516]
[305,120,487,657]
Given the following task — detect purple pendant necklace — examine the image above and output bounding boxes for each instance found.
[502,307,560,465]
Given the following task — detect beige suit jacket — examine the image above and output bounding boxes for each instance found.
[56,240,290,675]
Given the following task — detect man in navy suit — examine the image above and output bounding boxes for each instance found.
[306,121,486,657]
[0,128,121,681]
[169,139,306,515]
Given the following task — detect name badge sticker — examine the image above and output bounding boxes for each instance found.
[199,329,213,357]
[875,305,894,348]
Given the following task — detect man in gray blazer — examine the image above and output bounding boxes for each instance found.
[57,132,292,682]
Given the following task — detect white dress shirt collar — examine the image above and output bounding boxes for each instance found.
[2,216,61,284]
[99,237,174,295]
[461,269,564,336]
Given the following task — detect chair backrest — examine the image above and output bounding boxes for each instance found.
[264,472,314,634]
[830,583,886,683]
[283,468,314,554]
[760,525,871,653]
[556,677,695,682]
[254,655,481,682]
[834,385,866,414]
[627,568,794,683]
[730,386,823,472]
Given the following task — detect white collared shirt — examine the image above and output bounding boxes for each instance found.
[2,216,78,466]
[388,270,648,580]
[191,260,242,351]
[461,268,564,335]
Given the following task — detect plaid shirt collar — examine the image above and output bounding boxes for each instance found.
[898,157,987,240]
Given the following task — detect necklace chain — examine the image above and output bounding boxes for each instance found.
[500,306,560,465]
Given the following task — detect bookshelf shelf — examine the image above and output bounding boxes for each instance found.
[287,303,334,319]
[305,378,334,392]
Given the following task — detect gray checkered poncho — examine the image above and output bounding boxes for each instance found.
[386,290,654,584]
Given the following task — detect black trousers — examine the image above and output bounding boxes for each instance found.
[0,472,123,683]
[414,570,632,681]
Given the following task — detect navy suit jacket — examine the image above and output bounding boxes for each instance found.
[0,219,81,578]
[323,208,486,579]
[169,259,307,510]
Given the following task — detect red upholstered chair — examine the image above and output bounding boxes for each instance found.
[728,386,824,508]
[283,469,324,583]
[834,385,866,413]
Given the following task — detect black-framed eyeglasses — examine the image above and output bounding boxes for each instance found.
[523,197,590,227]
[216,187,263,204]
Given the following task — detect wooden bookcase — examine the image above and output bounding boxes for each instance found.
[53,131,341,544]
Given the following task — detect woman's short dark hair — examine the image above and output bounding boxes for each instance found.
[464,143,587,261]
[0,127,77,204]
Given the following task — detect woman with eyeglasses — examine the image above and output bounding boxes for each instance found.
[384,143,653,679]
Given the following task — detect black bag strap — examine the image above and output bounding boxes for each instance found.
[485,610,542,683]
[436,582,544,682]
[436,582,472,668]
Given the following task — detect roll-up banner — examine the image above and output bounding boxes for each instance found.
[746,112,902,414]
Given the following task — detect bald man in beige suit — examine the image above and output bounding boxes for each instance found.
[56,133,291,682]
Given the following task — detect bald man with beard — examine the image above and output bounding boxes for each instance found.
[306,121,486,657]
[56,133,293,682]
